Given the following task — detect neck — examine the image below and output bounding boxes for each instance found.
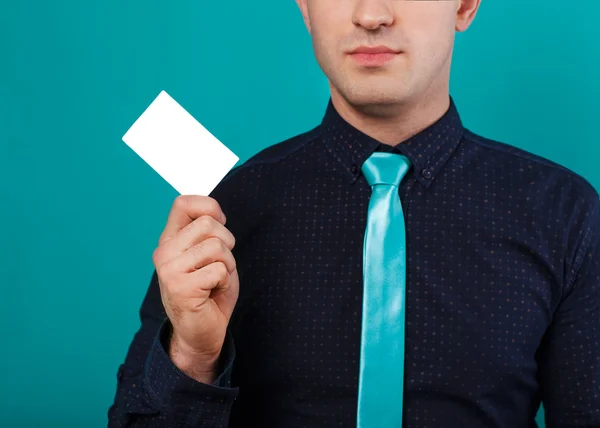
[329,88,451,147]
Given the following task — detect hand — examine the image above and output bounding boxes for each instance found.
[152,195,239,383]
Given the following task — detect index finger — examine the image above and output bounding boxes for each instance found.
[159,195,226,245]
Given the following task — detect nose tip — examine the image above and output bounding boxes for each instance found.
[355,14,393,30]
[352,1,394,30]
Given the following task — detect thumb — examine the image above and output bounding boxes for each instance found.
[212,269,239,321]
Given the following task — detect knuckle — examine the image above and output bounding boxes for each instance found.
[223,229,235,250]
[153,246,173,267]
[206,236,225,253]
[214,261,228,279]
[173,195,188,211]
[207,240,235,272]
[152,246,163,265]
[198,263,227,288]
[207,238,228,262]
[197,215,214,232]
[207,197,222,218]
[218,238,229,253]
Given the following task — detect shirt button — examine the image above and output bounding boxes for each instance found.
[421,168,432,179]
[351,164,358,174]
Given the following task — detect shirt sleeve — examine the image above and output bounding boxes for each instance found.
[538,193,600,427]
[107,270,239,428]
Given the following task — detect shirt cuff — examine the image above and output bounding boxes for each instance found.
[144,318,239,412]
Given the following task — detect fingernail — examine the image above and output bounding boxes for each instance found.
[221,212,227,223]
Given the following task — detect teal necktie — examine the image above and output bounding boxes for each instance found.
[357,152,412,428]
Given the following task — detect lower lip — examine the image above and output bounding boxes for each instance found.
[349,52,397,66]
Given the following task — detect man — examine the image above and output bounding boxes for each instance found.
[109,0,600,426]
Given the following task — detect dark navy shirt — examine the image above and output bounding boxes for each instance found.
[109,96,600,427]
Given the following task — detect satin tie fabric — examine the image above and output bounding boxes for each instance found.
[357,152,412,428]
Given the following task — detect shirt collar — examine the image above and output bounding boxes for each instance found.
[319,96,464,188]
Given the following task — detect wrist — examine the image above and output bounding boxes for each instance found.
[168,334,221,384]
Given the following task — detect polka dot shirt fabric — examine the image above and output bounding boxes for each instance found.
[108,97,600,427]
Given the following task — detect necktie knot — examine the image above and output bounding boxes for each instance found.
[361,152,411,187]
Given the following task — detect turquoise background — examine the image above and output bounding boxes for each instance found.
[1,0,598,427]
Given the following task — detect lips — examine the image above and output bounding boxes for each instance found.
[347,46,401,67]
[348,45,399,54]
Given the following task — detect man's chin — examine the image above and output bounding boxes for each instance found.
[342,87,411,108]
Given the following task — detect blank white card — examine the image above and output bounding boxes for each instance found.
[122,90,239,196]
